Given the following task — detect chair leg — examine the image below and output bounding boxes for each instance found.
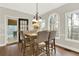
[51,39,56,56]
[46,42,48,55]
[48,42,50,56]
[50,42,53,55]
[32,43,35,56]
[45,41,50,56]
[23,44,26,56]
[21,43,23,52]
[22,41,26,56]
[35,43,39,56]
[53,39,56,55]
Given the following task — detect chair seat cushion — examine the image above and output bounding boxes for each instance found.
[38,42,46,47]
[49,40,53,43]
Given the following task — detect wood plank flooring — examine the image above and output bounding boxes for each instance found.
[0,44,79,56]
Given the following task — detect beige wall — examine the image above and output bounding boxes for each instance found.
[41,3,79,52]
[0,7,33,46]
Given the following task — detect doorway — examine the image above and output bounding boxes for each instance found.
[18,18,28,42]
[7,19,18,44]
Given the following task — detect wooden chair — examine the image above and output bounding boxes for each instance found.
[35,31,50,56]
[49,31,56,55]
[19,31,25,52]
[19,31,33,56]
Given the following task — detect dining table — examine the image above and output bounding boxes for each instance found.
[24,31,37,55]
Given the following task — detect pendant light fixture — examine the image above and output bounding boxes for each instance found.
[32,3,42,24]
[32,3,42,30]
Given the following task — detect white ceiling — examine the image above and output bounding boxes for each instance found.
[0,3,66,15]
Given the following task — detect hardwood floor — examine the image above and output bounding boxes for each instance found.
[0,44,79,56]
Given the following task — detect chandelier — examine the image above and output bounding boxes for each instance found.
[32,3,42,30]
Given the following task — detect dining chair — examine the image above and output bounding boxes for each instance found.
[35,31,50,56]
[49,31,56,55]
[19,31,33,56]
[19,31,25,52]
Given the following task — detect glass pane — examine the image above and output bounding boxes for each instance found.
[49,14,59,38]
[67,13,79,40]
[8,25,17,38]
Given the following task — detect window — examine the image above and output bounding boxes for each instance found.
[8,25,17,38]
[39,19,46,31]
[48,13,60,39]
[66,13,79,40]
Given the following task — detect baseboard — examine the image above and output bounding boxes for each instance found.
[56,43,79,53]
[6,42,18,46]
[0,42,19,47]
[0,43,6,47]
